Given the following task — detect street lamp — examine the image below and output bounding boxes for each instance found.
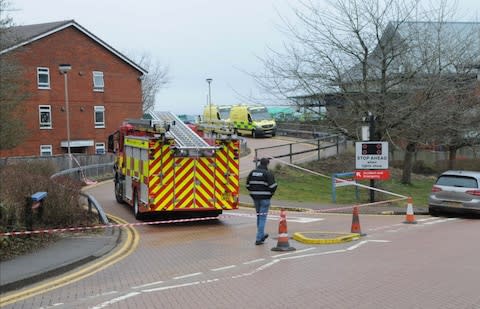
[59,64,72,166]
[206,78,212,121]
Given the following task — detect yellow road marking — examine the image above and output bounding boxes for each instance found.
[0,215,139,306]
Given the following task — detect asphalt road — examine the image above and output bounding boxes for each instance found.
[3,137,479,308]
[4,181,480,308]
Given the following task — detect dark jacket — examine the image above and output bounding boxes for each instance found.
[246,164,277,200]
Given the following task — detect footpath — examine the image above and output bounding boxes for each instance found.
[0,196,428,295]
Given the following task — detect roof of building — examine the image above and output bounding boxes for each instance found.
[344,21,480,82]
[0,20,147,74]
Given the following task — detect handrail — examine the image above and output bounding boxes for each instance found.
[51,164,112,225]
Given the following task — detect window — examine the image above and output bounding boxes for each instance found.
[39,105,52,129]
[94,106,105,128]
[40,145,53,156]
[95,143,106,154]
[93,71,104,91]
[37,67,50,89]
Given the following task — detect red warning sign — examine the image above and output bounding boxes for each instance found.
[355,170,390,180]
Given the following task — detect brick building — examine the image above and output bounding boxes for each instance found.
[0,20,146,157]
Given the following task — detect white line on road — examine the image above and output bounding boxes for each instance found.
[90,292,141,309]
[243,258,266,265]
[211,265,237,272]
[424,218,458,225]
[131,281,165,289]
[271,247,316,258]
[173,272,203,280]
[280,249,347,260]
[228,212,324,223]
[347,240,391,251]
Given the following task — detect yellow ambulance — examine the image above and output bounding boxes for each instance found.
[229,104,276,138]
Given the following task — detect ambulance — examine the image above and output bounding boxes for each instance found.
[229,104,276,138]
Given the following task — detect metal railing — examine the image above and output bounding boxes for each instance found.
[254,134,347,165]
[51,163,113,225]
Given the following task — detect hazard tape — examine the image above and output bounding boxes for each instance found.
[0,214,260,237]
[0,196,407,237]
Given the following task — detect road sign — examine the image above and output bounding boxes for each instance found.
[355,170,390,180]
[355,142,389,169]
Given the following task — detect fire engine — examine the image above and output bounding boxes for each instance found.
[107,111,240,219]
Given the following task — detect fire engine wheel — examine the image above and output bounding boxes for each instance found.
[133,192,143,220]
[114,181,124,204]
[252,130,257,138]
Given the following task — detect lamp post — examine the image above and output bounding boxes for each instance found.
[206,78,212,121]
[59,64,72,167]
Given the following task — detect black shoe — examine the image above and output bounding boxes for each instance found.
[255,240,264,245]
[262,234,269,241]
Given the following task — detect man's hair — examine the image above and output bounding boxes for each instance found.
[260,158,270,166]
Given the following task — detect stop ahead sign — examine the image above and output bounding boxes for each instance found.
[355,170,390,180]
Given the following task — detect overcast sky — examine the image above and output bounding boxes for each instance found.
[8,0,480,116]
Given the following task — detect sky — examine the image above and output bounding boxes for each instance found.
[8,0,480,116]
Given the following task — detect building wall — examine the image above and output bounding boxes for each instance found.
[0,26,143,157]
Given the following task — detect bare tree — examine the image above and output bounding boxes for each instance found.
[0,0,29,150]
[255,0,479,183]
[132,52,170,112]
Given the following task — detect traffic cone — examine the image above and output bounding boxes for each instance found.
[403,197,417,224]
[351,206,366,236]
[271,208,296,252]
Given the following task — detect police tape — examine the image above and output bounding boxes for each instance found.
[0,197,406,237]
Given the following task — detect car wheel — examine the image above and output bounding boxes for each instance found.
[428,207,439,217]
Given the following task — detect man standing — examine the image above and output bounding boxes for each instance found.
[246,157,278,245]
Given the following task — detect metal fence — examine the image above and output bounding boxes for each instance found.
[51,164,113,225]
[254,134,348,165]
[0,153,115,171]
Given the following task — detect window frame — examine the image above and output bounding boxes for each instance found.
[93,71,104,92]
[39,105,52,129]
[40,145,53,156]
[94,105,105,128]
[37,67,50,89]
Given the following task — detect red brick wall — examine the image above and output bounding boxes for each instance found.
[0,26,143,157]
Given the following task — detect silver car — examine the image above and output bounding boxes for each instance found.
[428,170,480,216]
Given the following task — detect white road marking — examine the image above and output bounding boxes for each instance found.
[173,272,203,280]
[142,279,219,293]
[89,240,394,308]
[131,281,165,289]
[281,249,347,260]
[347,240,391,251]
[243,258,266,264]
[228,212,324,223]
[232,259,280,279]
[417,217,439,222]
[90,292,140,309]
[271,247,315,258]
[424,218,458,225]
[211,265,236,272]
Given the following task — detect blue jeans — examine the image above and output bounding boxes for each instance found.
[254,199,271,242]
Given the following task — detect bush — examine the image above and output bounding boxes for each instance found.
[0,161,99,261]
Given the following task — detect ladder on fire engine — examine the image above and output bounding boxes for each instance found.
[149,111,216,150]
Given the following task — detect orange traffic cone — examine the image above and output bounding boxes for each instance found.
[403,197,417,224]
[271,208,296,252]
[351,206,366,236]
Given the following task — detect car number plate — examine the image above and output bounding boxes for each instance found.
[443,201,463,207]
